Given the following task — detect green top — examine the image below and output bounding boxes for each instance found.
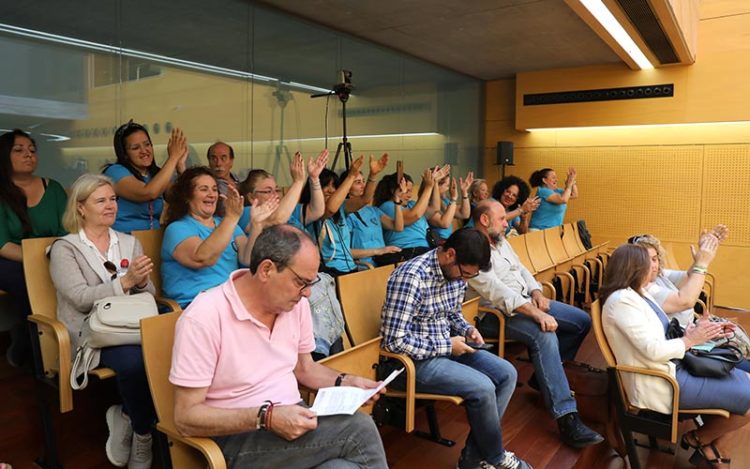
[0,178,68,249]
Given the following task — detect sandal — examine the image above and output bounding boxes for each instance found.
[688,442,731,468]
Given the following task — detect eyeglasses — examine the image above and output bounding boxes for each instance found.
[286,264,321,292]
[453,261,480,279]
[104,261,118,280]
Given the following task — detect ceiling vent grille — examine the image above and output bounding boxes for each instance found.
[615,0,679,64]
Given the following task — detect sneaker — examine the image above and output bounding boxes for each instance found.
[128,433,153,469]
[106,405,133,467]
[485,451,533,469]
[557,412,604,448]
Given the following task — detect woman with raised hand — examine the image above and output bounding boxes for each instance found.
[529,167,578,230]
[49,174,156,468]
[238,149,328,231]
[0,129,67,367]
[104,120,188,233]
[601,243,750,469]
[375,165,439,263]
[492,175,540,235]
[427,170,473,243]
[161,167,278,307]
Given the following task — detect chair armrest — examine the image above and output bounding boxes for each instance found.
[553,271,576,304]
[614,364,680,442]
[540,281,556,300]
[155,297,182,314]
[156,422,227,469]
[28,314,73,413]
[379,350,418,432]
[479,306,507,357]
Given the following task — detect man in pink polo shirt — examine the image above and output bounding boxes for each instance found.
[170,224,388,468]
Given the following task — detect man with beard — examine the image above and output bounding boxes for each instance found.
[468,199,603,449]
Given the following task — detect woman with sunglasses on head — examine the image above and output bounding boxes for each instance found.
[492,175,540,235]
[161,167,278,308]
[0,129,67,367]
[103,120,188,233]
[529,167,577,231]
[237,149,328,232]
[601,243,750,469]
[49,174,157,468]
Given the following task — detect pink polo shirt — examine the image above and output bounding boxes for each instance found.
[169,269,315,409]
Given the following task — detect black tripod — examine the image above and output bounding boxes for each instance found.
[312,81,353,170]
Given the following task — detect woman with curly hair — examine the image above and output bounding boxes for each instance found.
[492,175,539,235]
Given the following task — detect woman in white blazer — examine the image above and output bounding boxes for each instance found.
[600,244,750,468]
[49,174,155,469]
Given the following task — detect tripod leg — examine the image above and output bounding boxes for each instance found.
[331,142,344,170]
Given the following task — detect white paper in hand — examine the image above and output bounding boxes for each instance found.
[310,368,404,416]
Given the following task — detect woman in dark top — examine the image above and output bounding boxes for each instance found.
[0,129,67,367]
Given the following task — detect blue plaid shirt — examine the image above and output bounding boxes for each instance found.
[380,250,472,360]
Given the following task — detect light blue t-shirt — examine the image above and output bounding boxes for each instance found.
[104,163,164,233]
[314,207,356,273]
[238,206,252,234]
[506,215,521,234]
[430,196,454,241]
[380,200,429,249]
[346,205,387,265]
[287,204,306,231]
[161,215,244,307]
[529,187,566,230]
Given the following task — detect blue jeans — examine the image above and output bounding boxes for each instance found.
[411,351,517,466]
[213,410,387,469]
[505,300,591,419]
[100,345,156,435]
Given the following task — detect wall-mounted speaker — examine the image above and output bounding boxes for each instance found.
[497,141,514,166]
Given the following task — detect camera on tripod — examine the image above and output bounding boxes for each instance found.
[311,69,356,170]
[333,69,353,102]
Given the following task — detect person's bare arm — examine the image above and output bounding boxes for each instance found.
[325,155,364,217]
[0,242,22,262]
[238,196,280,266]
[304,150,329,223]
[661,233,719,313]
[403,169,434,225]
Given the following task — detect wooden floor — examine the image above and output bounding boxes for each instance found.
[2,325,750,469]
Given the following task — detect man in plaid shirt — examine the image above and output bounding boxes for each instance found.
[381,229,531,469]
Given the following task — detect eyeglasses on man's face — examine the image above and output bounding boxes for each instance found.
[285,264,321,292]
[453,261,480,279]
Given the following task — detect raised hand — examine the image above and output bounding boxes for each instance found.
[450,177,458,200]
[397,177,408,197]
[251,194,281,228]
[422,168,434,187]
[711,224,729,243]
[522,196,541,213]
[369,153,389,176]
[691,232,719,267]
[308,149,329,179]
[222,184,244,220]
[349,154,365,176]
[290,152,305,183]
[460,172,474,194]
[433,164,451,181]
[269,405,318,441]
[566,167,577,187]
[167,128,187,162]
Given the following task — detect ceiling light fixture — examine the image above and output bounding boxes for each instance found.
[527,120,750,131]
[578,0,653,70]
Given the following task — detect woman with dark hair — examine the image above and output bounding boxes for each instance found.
[374,166,442,263]
[426,169,473,242]
[528,167,578,230]
[601,243,750,468]
[492,175,540,235]
[160,167,278,307]
[0,129,67,367]
[103,120,188,233]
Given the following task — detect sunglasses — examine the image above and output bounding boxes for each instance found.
[104,261,118,280]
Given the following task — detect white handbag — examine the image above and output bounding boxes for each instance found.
[70,292,158,390]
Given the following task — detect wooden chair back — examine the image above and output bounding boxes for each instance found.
[132,228,165,294]
[590,300,617,368]
[461,296,481,326]
[506,235,536,273]
[141,312,226,469]
[561,223,585,257]
[525,230,556,272]
[22,237,60,378]
[337,264,395,345]
[543,226,571,265]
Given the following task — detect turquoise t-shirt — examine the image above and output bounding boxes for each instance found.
[529,187,566,230]
[380,200,429,249]
[0,178,67,249]
[238,206,252,234]
[287,204,306,231]
[161,215,244,307]
[346,205,387,265]
[506,215,521,234]
[430,196,454,240]
[104,163,164,233]
[315,207,356,273]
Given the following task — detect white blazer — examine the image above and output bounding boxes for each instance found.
[602,288,686,414]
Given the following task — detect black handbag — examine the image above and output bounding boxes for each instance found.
[666,318,743,378]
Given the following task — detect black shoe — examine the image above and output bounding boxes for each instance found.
[557,412,604,448]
